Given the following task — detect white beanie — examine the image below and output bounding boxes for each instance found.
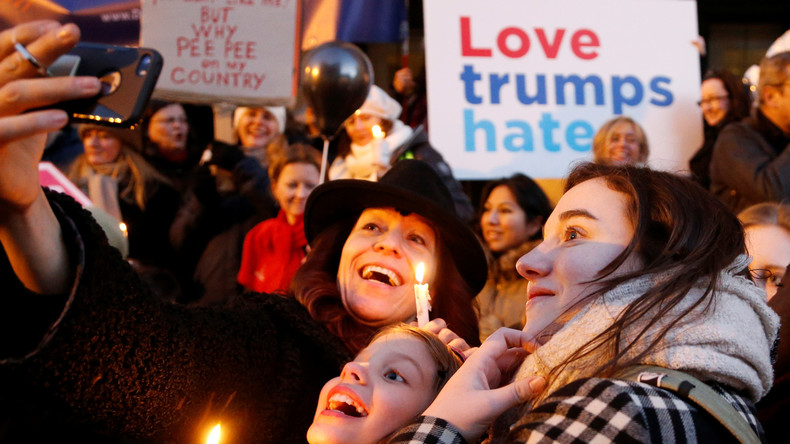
[232,106,286,134]
[356,85,402,122]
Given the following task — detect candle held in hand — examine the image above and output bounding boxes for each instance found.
[414,263,432,327]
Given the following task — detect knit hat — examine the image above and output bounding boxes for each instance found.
[232,106,287,134]
[77,123,142,151]
[305,159,487,294]
[354,85,402,122]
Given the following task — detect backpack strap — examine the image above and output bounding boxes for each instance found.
[615,365,761,444]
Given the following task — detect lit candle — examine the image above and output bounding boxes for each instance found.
[119,222,128,238]
[207,423,221,444]
[414,263,432,327]
[371,124,387,180]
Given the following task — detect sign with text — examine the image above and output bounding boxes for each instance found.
[141,0,299,106]
[423,0,702,179]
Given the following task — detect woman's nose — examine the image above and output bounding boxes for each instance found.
[484,209,499,225]
[340,362,367,384]
[373,231,402,256]
[516,245,551,280]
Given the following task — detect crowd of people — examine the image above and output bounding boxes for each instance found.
[0,19,789,444]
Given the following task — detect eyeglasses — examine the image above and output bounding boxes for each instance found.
[697,95,729,107]
[151,116,188,125]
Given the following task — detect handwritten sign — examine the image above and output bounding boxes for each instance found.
[141,0,299,106]
[423,0,702,179]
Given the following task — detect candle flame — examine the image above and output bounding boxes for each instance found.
[371,125,384,139]
[207,424,221,444]
[415,263,425,284]
[119,222,128,237]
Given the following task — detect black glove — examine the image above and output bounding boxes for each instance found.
[207,141,245,171]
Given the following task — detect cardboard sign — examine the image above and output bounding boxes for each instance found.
[39,162,93,207]
[423,0,702,179]
[140,0,300,106]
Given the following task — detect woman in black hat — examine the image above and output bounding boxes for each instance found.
[0,23,485,442]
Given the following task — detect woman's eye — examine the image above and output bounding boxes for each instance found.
[770,273,784,287]
[362,223,380,232]
[384,370,405,382]
[563,227,580,241]
[408,234,426,246]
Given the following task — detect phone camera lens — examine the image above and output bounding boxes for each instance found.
[137,55,152,76]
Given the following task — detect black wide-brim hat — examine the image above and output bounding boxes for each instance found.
[305,159,487,294]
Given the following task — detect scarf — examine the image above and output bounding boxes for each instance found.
[329,121,414,181]
[515,255,778,403]
[237,211,307,294]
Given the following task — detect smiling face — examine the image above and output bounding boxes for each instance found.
[481,185,540,253]
[237,107,281,149]
[745,224,790,300]
[81,128,122,166]
[603,121,642,166]
[147,104,188,153]
[307,333,439,444]
[272,162,320,224]
[516,178,643,343]
[700,78,731,127]
[337,208,437,326]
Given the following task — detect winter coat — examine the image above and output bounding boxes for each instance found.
[476,240,540,341]
[0,191,351,443]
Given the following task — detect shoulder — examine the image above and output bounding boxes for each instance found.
[509,377,739,443]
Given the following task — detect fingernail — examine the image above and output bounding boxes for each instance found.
[76,76,100,91]
[38,22,59,35]
[529,377,546,391]
[49,111,68,126]
[57,24,78,42]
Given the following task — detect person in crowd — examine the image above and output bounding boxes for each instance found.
[390,162,777,443]
[140,100,202,193]
[689,70,752,189]
[392,66,428,132]
[757,263,790,444]
[307,324,462,444]
[328,85,474,222]
[0,23,485,440]
[237,143,321,294]
[591,116,650,167]
[710,51,790,214]
[169,107,288,303]
[738,202,790,300]
[69,124,181,278]
[476,174,552,341]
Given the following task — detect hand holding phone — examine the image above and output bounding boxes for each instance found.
[49,43,163,128]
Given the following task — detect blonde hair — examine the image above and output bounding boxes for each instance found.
[738,201,790,231]
[370,324,463,392]
[592,116,649,165]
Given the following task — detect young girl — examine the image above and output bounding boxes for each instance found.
[307,324,463,444]
[237,143,321,293]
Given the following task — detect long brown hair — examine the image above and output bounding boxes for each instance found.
[547,163,745,379]
[292,211,481,354]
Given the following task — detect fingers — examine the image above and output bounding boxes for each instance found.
[491,376,546,410]
[475,327,540,358]
[0,109,68,143]
[0,76,100,117]
[420,317,447,334]
[0,23,80,84]
[0,20,60,58]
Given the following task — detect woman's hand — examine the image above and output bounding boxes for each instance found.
[421,327,546,443]
[0,21,100,294]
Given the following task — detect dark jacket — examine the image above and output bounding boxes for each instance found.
[0,191,351,443]
[709,110,790,214]
[390,126,475,223]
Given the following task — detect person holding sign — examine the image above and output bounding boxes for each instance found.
[390,162,776,443]
[0,22,484,439]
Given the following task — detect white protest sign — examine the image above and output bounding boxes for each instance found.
[141,0,299,106]
[423,0,702,179]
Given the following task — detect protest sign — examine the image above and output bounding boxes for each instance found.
[423,0,702,179]
[38,162,93,207]
[140,0,299,106]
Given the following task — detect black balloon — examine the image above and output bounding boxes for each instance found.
[301,41,372,138]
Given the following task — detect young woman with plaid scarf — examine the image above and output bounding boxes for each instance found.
[390,163,778,444]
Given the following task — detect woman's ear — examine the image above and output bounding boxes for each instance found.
[526,216,544,239]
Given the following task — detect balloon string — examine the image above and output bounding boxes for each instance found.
[319,137,329,185]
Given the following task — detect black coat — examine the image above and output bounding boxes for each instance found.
[0,192,351,443]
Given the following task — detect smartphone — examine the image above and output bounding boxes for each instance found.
[48,43,163,128]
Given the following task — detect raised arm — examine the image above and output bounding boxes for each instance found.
[0,21,101,294]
